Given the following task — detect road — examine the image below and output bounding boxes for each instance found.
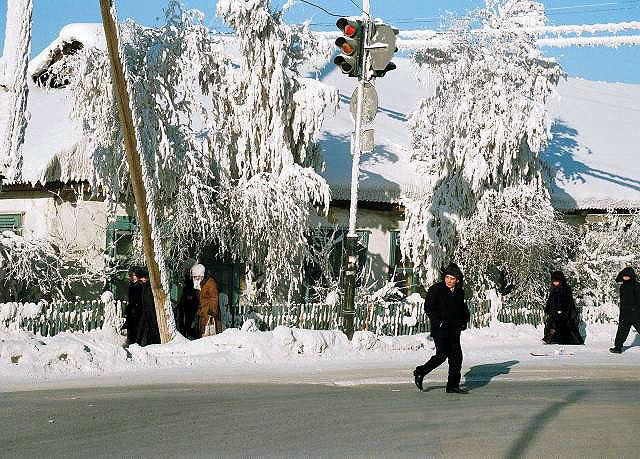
[2,375,639,458]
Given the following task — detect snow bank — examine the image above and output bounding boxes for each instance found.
[3,322,640,388]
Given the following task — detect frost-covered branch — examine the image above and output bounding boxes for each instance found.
[0,186,117,302]
[538,35,640,48]
[459,186,574,317]
[567,212,640,307]
[0,0,32,181]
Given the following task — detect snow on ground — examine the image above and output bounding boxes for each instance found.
[2,323,639,390]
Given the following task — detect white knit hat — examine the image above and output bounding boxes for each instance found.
[190,263,205,277]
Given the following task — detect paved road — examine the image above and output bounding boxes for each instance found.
[1,378,639,458]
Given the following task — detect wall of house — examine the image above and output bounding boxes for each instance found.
[311,205,403,285]
[0,190,112,253]
[0,191,52,238]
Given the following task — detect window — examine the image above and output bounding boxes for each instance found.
[106,216,137,300]
[304,227,370,298]
[389,230,418,295]
[0,213,23,235]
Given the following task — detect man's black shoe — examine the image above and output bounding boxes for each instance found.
[413,369,424,392]
[446,387,469,394]
[609,347,623,354]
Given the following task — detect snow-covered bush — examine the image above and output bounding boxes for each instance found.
[0,230,110,302]
[401,0,564,296]
[567,212,640,307]
[458,185,574,319]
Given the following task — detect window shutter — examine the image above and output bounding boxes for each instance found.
[0,214,22,234]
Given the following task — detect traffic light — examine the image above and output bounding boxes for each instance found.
[334,17,363,77]
[368,22,398,78]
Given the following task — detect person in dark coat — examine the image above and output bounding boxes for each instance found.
[135,267,161,347]
[543,271,584,345]
[610,267,640,353]
[123,267,142,346]
[414,263,471,394]
[175,272,200,339]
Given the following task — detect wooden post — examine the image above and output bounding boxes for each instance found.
[98,0,172,343]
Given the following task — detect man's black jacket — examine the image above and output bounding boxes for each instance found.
[617,267,640,322]
[425,281,470,338]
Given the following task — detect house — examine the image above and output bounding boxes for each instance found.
[2,24,640,302]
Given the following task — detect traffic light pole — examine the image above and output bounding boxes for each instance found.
[343,1,372,340]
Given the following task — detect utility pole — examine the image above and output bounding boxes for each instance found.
[334,1,398,340]
[98,0,173,343]
[342,1,371,341]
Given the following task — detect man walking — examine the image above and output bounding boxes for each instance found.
[414,263,470,394]
[610,266,640,354]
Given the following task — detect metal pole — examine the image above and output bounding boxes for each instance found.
[343,1,372,340]
[98,0,173,343]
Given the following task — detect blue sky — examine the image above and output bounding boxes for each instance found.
[1,0,639,83]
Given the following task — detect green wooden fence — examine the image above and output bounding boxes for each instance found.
[234,301,431,336]
[3,298,612,338]
[1,300,123,337]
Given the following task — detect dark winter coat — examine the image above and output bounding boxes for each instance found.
[616,267,640,322]
[136,281,161,346]
[543,271,583,345]
[175,274,200,339]
[424,263,470,338]
[124,281,142,343]
[545,272,578,320]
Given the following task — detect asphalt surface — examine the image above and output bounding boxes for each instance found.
[1,376,639,458]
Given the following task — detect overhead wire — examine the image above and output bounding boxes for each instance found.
[296,0,348,17]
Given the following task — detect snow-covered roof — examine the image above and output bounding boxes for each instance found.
[28,23,106,83]
[319,58,640,209]
[6,25,640,211]
[541,78,640,210]
[317,59,433,203]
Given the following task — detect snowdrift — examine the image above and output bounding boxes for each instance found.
[2,322,640,387]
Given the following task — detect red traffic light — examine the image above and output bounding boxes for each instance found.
[344,24,357,37]
[336,18,360,38]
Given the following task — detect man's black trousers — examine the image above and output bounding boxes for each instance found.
[416,333,463,389]
[614,319,640,349]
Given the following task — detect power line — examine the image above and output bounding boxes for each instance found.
[297,0,347,18]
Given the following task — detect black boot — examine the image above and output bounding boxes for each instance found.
[446,387,469,394]
[413,369,424,392]
[609,347,622,354]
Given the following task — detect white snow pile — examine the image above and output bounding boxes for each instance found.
[2,322,640,386]
[0,326,429,384]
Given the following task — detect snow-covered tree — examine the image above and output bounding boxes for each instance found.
[69,0,336,303]
[191,0,336,300]
[401,0,565,292]
[567,211,640,308]
[458,185,574,325]
[0,0,32,182]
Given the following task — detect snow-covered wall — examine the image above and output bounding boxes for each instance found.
[0,191,109,253]
[0,192,49,238]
